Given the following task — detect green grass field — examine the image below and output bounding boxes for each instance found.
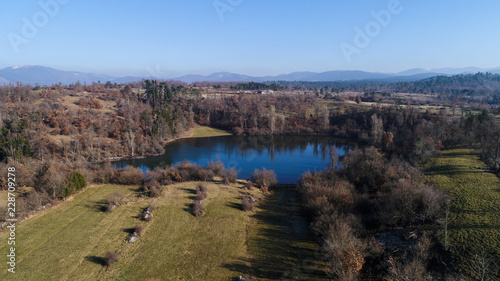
[425,149,500,279]
[227,185,327,280]
[190,126,232,138]
[0,182,325,280]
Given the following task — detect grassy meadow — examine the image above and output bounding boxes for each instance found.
[190,126,232,138]
[425,149,500,279]
[0,181,325,280]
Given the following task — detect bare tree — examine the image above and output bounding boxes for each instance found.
[125,130,136,157]
[268,104,276,134]
[473,250,492,281]
[320,105,330,131]
[86,126,95,161]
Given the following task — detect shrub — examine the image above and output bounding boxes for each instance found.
[178,169,190,182]
[196,182,208,193]
[340,147,387,193]
[223,167,238,185]
[77,97,103,109]
[34,161,66,198]
[176,161,214,181]
[25,191,42,211]
[93,162,116,183]
[77,167,95,184]
[154,168,174,185]
[104,251,119,266]
[149,186,161,198]
[167,169,182,182]
[134,224,144,236]
[380,179,449,226]
[113,166,143,185]
[208,157,225,177]
[250,168,277,192]
[142,179,158,192]
[195,190,206,200]
[108,190,126,206]
[233,127,244,135]
[196,183,208,200]
[198,168,214,181]
[143,179,161,197]
[143,170,159,183]
[139,205,154,221]
[67,171,87,192]
[242,195,254,212]
[322,218,366,279]
[141,213,153,222]
[106,203,116,213]
[193,200,205,217]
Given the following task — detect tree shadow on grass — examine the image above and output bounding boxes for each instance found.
[183,203,196,216]
[223,185,327,280]
[226,201,242,211]
[85,255,105,266]
[85,200,109,212]
[123,227,135,234]
[425,164,483,176]
[181,188,197,194]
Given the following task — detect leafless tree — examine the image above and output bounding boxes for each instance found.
[473,250,492,281]
[125,130,136,157]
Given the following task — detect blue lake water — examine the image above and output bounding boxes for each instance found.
[114,135,359,184]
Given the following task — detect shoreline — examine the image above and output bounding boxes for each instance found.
[100,125,232,163]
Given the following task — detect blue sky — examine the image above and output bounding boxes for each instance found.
[1,0,500,77]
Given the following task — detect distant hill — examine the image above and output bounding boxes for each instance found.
[175,72,257,83]
[1,65,500,85]
[0,65,112,85]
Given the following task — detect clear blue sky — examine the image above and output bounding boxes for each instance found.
[1,0,500,77]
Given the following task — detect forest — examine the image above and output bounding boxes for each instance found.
[0,76,499,280]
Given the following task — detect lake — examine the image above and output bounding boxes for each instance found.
[114,135,359,184]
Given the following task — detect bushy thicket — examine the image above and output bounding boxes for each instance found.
[106,190,126,212]
[385,236,433,281]
[299,147,450,279]
[142,179,161,197]
[139,205,154,222]
[134,224,144,236]
[193,200,205,217]
[104,251,119,266]
[250,168,277,193]
[142,162,215,186]
[208,158,238,184]
[241,194,254,212]
[223,167,238,185]
[196,183,208,200]
[64,171,87,197]
[112,166,143,185]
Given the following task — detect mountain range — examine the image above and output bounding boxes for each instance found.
[1,65,500,86]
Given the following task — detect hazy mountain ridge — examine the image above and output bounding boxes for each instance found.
[2,65,500,85]
[0,66,112,85]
